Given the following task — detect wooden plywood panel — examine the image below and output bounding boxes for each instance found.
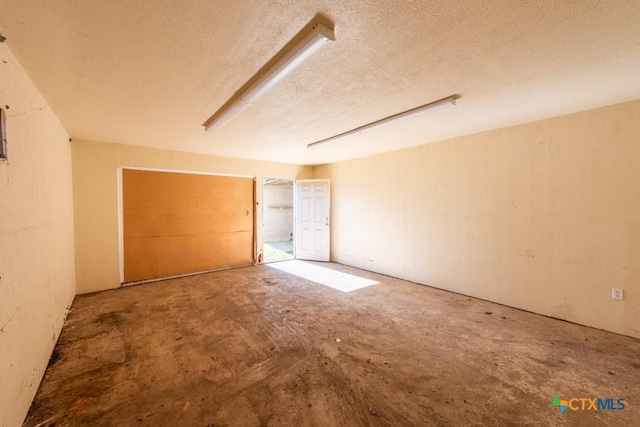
[123,170,253,238]
[123,169,254,282]
[124,231,254,282]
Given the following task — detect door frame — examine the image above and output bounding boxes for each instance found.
[261,177,296,263]
[117,166,256,285]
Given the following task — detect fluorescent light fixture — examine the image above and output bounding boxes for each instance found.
[307,95,458,149]
[204,23,335,132]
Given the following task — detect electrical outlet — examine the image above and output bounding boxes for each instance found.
[612,288,624,301]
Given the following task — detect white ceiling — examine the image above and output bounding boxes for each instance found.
[1,0,639,165]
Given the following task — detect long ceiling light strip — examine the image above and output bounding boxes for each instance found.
[307,95,458,149]
[204,23,335,132]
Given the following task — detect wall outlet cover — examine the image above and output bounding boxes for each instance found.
[612,288,624,301]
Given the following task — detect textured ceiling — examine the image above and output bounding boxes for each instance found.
[1,0,639,165]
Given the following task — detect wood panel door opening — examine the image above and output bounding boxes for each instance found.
[120,168,255,284]
[262,178,294,263]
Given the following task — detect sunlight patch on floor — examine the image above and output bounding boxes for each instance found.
[268,260,378,292]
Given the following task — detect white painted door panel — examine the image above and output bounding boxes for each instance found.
[295,180,330,261]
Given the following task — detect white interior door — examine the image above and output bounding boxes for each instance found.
[295,179,330,261]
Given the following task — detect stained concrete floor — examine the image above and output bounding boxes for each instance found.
[26,262,640,426]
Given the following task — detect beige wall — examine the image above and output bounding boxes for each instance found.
[315,100,640,339]
[72,140,313,294]
[0,45,76,426]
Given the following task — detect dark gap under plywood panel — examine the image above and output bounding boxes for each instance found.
[123,169,254,282]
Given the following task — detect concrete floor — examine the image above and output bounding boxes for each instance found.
[26,262,640,426]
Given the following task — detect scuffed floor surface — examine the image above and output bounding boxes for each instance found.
[26,262,640,426]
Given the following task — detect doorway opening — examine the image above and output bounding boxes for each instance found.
[262,178,294,263]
